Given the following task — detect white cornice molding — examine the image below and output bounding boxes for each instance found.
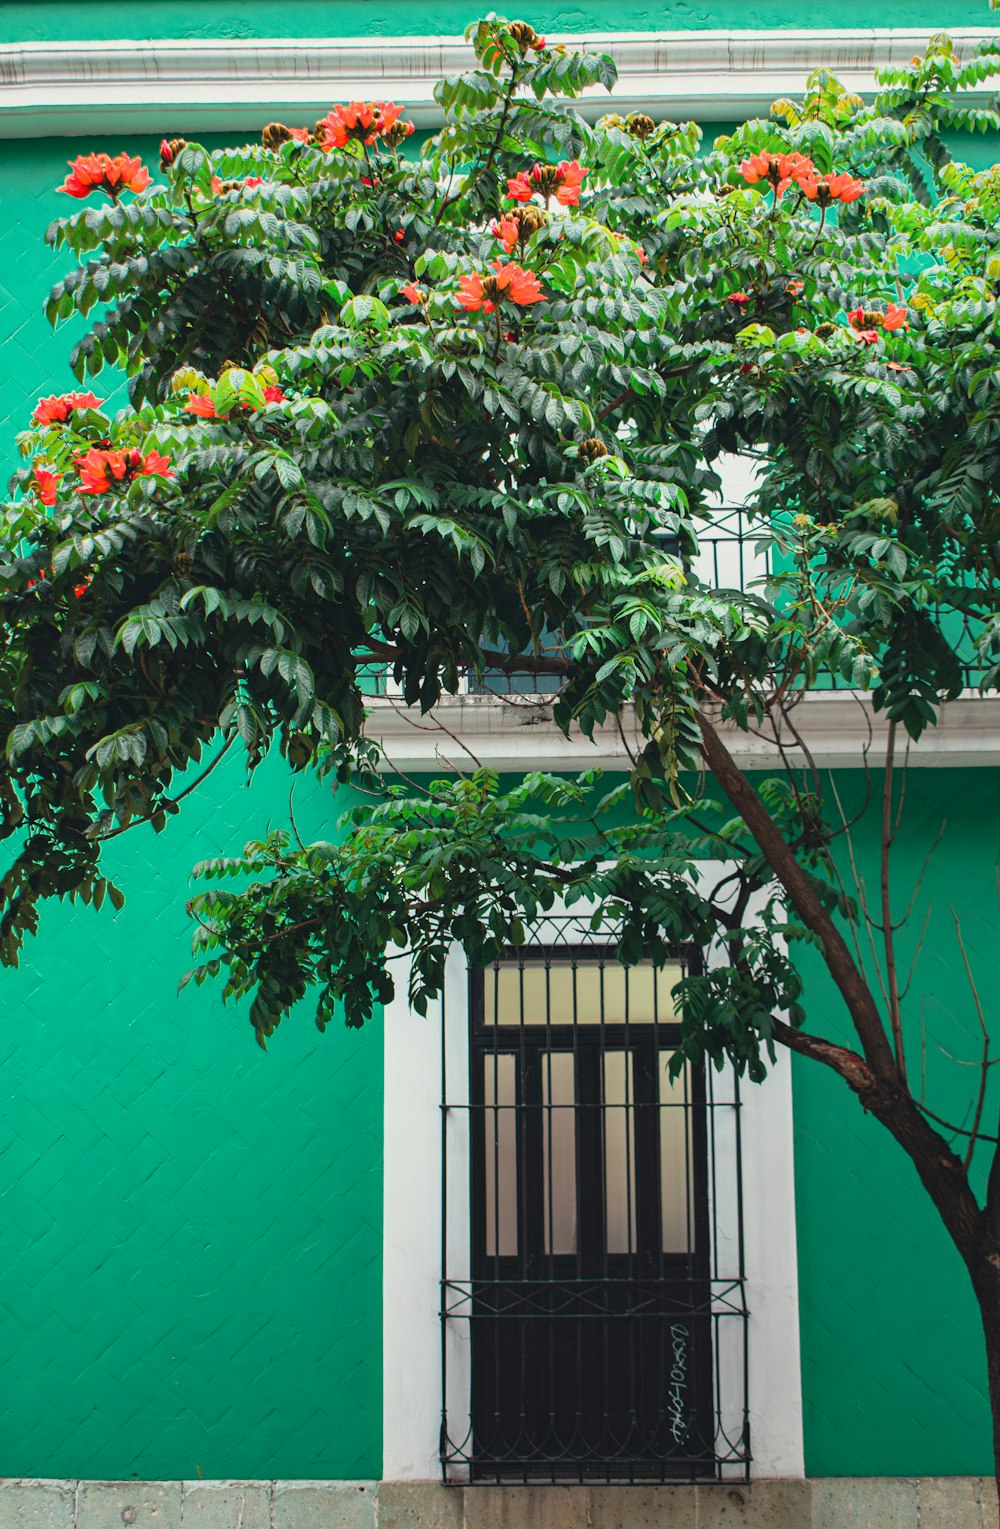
[364,689,1000,772]
[0,27,996,138]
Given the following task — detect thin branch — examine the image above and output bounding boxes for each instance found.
[94,733,236,842]
[881,721,907,1082]
[949,904,992,1172]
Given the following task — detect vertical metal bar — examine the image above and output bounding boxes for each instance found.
[440,967,449,1480]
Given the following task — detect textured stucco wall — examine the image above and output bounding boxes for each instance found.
[0,0,996,40]
[0,750,383,1480]
[792,768,1000,1477]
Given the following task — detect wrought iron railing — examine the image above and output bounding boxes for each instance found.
[360,499,987,700]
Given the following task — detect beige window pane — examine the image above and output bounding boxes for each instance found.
[602,1050,637,1254]
[660,1056,694,1253]
[483,957,682,1025]
[483,1053,517,1257]
[541,1052,577,1256]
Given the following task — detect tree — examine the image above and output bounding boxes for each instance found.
[5,11,1000,1492]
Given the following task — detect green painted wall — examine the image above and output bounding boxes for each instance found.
[0,751,383,1480]
[0,0,994,41]
[792,768,999,1477]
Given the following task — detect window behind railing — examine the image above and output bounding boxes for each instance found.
[440,919,750,1484]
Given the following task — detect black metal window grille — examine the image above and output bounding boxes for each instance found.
[440,920,750,1484]
[361,499,985,698]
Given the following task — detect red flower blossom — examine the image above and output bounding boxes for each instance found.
[59,153,151,200]
[882,303,908,331]
[739,151,813,198]
[289,127,312,143]
[457,262,545,314]
[160,138,175,168]
[786,280,805,297]
[491,216,521,254]
[634,244,648,265]
[73,580,90,599]
[263,385,285,403]
[394,228,406,243]
[507,159,588,207]
[185,393,217,418]
[883,360,914,372]
[506,171,534,202]
[726,291,750,308]
[317,100,408,151]
[33,467,61,505]
[800,170,864,205]
[32,391,104,426]
[552,159,587,206]
[855,329,879,345]
[75,447,173,495]
[401,282,425,304]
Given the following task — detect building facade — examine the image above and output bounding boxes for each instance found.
[2,2,1000,1524]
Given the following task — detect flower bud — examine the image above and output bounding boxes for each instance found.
[160,137,187,171]
[578,437,609,463]
[509,21,542,51]
[261,122,293,150]
[626,113,656,140]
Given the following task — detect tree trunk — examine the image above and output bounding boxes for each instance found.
[971,1255,1000,1517]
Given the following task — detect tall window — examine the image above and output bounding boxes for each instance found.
[440,929,750,1483]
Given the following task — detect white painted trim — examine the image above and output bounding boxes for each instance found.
[366,689,1000,774]
[1,28,996,137]
[381,949,446,1481]
[381,881,805,1482]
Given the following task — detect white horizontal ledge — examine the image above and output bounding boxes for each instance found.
[0,27,995,138]
[364,689,1000,773]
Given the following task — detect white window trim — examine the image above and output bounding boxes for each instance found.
[382,873,805,1481]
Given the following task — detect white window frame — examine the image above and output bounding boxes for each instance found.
[381,872,805,1481]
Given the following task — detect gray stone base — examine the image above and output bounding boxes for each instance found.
[0,1478,995,1529]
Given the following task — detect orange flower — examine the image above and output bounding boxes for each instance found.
[263,385,285,403]
[185,393,217,418]
[882,303,908,331]
[73,579,90,599]
[401,282,425,304]
[491,216,520,254]
[786,280,805,296]
[458,262,545,314]
[393,228,405,243]
[32,391,104,426]
[883,360,914,372]
[506,170,535,203]
[59,152,151,200]
[726,291,750,307]
[506,160,588,206]
[855,329,879,346]
[739,151,813,198]
[634,244,648,265]
[317,100,408,151]
[553,159,587,206]
[75,446,172,495]
[33,467,61,505]
[800,170,864,205]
